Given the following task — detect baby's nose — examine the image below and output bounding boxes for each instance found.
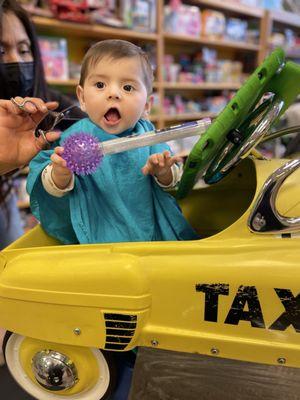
[107,86,121,100]
[108,93,120,100]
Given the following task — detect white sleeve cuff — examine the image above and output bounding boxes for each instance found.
[154,163,183,189]
[41,164,75,197]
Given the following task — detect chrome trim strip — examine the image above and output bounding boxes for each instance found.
[248,159,300,234]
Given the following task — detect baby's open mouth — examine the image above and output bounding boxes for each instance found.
[104,108,121,123]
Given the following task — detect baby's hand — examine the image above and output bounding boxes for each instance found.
[141,150,182,186]
[50,146,73,189]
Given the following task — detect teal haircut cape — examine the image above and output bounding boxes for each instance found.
[27,118,199,244]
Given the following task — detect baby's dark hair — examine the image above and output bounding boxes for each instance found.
[79,39,154,94]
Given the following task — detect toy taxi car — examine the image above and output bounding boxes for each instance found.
[0,48,299,399]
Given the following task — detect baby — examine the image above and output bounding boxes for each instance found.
[27,39,198,244]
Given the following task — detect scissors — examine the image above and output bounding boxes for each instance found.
[10,97,80,147]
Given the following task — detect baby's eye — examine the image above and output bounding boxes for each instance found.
[96,82,105,89]
[123,84,134,92]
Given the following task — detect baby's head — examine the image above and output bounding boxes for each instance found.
[77,39,154,135]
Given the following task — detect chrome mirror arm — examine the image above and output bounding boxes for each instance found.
[205,96,284,182]
[261,125,300,143]
[221,99,284,173]
[248,159,300,234]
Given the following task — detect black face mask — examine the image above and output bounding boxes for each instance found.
[1,61,34,99]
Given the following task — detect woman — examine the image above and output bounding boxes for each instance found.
[0,0,84,368]
[0,0,84,249]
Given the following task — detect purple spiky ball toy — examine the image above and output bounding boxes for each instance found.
[62,132,103,175]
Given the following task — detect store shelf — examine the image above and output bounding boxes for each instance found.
[48,80,160,90]
[268,46,300,59]
[32,3,300,133]
[270,10,300,28]
[161,112,218,122]
[162,82,241,90]
[164,33,260,51]
[48,78,79,86]
[286,49,300,59]
[191,0,264,18]
[33,16,158,41]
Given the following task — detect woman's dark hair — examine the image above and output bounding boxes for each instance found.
[0,0,49,210]
[0,1,84,212]
[0,0,48,100]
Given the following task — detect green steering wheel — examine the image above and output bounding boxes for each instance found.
[177,48,300,198]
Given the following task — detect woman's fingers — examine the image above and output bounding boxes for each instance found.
[10,97,59,116]
[45,101,59,110]
[35,131,61,151]
[45,130,60,143]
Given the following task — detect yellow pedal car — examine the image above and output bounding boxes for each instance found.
[1,49,300,399]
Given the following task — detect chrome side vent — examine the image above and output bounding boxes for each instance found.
[104,313,137,350]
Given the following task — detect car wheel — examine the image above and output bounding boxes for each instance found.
[3,332,116,400]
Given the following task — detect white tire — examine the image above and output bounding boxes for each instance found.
[4,333,116,400]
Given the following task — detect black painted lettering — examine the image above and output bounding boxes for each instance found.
[195,284,229,322]
[269,289,300,333]
[224,285,265,328]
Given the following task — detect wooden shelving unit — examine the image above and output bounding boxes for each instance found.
[47,78,79,86]
[32,2,300,131]
[259,9,300,62]
[190,0,264,18]
[163,32,261,51]
[160,111,217,122]
[33,16,158,41]
[17,2,300,214]
[269,9,300,28]
[162,82,242,90]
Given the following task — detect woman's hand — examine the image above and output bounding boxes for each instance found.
[141,150,183,186]
[0,97,60,175]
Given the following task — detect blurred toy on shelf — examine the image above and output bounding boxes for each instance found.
[226,18,248,42]
[119,0,157,31]
[90,0,126,28]
[163,92,233,117]
[168,134,200,156]
[149,92,160,116]
[284,0,300,13]
[38,36,69,80]
[132,0,156,32]
[18,0,54,17]
[202,9,226,39]
[69,61,81,81]
[49,0,94,23]
[261,0,283,10]
[270,29,300,56]
[246,23,260,45]
[164,0,201,37]
[163,48,244,84]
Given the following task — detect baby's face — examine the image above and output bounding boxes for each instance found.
[77,56,151,134]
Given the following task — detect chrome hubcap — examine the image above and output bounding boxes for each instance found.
[32,350,78,391]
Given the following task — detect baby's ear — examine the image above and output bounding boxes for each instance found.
[142,95,154,120]
[76,85,86,112]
